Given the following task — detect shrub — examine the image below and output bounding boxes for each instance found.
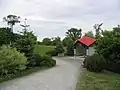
[0,45,27,75]
[34,54,56,67]
[40,55,56,67]
[34,53,42,66]
[83,54,106,72]
[46,50,57,56]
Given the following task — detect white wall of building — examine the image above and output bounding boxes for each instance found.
[87,47,95,56]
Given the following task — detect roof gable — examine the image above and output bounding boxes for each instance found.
[77,36,96,47]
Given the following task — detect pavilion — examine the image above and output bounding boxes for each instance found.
[74,36,96,56]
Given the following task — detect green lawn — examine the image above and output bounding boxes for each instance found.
[34,45,55,55]
[76,71,120,90]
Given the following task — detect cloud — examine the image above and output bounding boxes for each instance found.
[0,0,119,40]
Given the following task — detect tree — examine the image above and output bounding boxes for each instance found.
[95,26,120,73]
[66,40,74,56]
[11,31,37,67]
[85,31,94,38]
[51,37,61,46]
[62,37,72,46]
[42,38,52,45]
[55,43,64,54]
[66,28,82,41]
[93,23,103,38]
[3,15,20,32]
[95,26,120,64]
[0,28,19,45]
[65,28,82,56]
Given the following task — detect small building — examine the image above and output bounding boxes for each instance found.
[75,36,96,56]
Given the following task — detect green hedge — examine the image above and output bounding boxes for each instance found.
[34,54,56,67]
[83,54,106,72]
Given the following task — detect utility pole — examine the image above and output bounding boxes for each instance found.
[20,18,30,32]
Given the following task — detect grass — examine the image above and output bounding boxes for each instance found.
[76,71,120,90]
[0,67,48,83]
[34,45,55,55]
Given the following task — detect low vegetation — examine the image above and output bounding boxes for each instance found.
[76,71,120,90]
[83,54,106,72]
[34,45,55,55]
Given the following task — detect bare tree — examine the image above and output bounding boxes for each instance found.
[93,23,103,37]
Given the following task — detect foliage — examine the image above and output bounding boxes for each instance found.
[3,15,20,25]
[76,71,120,90]
[0,28,19,45]
[66,41,74,56]
[84,54,106,72]
[62,37,72,46]
[85,31,94,38]
[95,27,120,73]
[95,27,120,65]
[3,15,20,32]
[51,37,61,46]
[12,31,37,67]
[42,38,52,45]
[0,45,27,75]
[37,41,43,45]
[65,28,82,56]
[34,53,42,66]
[46,50,58,56]
[66,28,82,41]
[55,43,64,54]
[40,55,56,67]
[46,43,64,56]
[34,53,56,67]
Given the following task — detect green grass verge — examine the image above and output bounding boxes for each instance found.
[0,67,48,83]
[34,45,55,55]
[76,71,120,90]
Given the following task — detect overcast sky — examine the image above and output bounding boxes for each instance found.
[0,0,120,41]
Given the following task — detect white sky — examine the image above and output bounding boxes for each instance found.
[0,0,120,41]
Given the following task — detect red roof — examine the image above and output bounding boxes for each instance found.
[77,36,96,47]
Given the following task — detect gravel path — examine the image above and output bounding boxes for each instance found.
[0,57,84,90]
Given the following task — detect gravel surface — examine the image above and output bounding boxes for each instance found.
[0,57,83,90]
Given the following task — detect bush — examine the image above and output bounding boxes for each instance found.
[0,45,27,75]
[46,50,57,56]
[34,54,56,67]
[83,54,106,72]
[40,55,56,67]
[34,53,42,66]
